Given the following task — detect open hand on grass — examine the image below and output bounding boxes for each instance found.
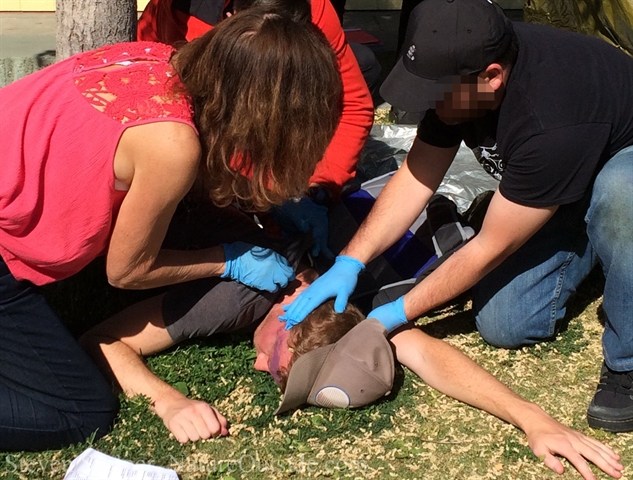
[157,395,229,443]
[524,411,623,480]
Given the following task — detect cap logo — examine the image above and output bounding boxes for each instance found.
[406,44,416,61]
[314,387,350,408]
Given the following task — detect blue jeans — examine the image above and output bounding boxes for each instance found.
[474,146,633,371]
[0,258,118,451]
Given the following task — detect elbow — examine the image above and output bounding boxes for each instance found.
[106,253,157,289]
[78,330,106,359]
[106,265,147,290]
[107,276,134,290]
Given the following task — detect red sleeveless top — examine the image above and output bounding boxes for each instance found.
[0,42,196,285]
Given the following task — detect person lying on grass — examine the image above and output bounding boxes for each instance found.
[81,246,623,480]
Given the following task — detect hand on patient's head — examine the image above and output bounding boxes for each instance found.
[277,300,365,390]
[281,255,365,329]
[367,296,409,333]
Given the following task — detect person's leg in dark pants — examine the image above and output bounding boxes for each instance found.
[0,258,119,451]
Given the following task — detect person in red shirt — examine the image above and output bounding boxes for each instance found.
[138,0,375,258]
[0,10,342,451]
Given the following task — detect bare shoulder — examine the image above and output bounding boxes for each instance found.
[115,121,201,187]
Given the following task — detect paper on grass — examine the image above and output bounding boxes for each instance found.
[63,448,178,480]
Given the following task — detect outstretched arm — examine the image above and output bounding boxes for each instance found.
[79,294,229,443]
[389,327,623,480]
[282,140,457,326]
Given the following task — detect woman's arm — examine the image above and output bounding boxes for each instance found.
[107,121,228,289]
[79,294,229,443]
[108,122,293,292]
[106,121,233,289]
[308,0,373,195]
[389,326,623,480]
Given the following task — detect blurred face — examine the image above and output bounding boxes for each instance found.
[433,74,497,125]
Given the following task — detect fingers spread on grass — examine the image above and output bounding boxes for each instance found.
[533,434,623,480]
[541,452,565,475]
[582,435,621,461]
[571,436,623,478]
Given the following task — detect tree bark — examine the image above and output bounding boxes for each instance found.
[56,0,137,60]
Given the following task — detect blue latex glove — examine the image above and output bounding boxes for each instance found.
[221,241,295,293]
[367,296,409,333]
[280,255,365,329]
[269,198,333,259]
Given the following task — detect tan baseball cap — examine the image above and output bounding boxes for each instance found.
[274,319,395,415]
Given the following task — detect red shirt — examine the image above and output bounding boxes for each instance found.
[0,43,195,285]
[138,0,374,195]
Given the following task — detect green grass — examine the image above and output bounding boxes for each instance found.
[2,252,632,480]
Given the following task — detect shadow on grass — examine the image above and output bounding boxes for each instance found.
[415,266,606,353]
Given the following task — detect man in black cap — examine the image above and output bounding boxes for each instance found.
[282,0,633,434]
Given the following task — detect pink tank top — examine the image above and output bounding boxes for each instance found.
[0,42,196,285]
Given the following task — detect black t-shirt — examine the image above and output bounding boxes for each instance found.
[418,22,633,207]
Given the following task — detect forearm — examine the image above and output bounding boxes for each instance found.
[308,0,373,193]
[343,141,457,264]
[402,191,558,320]
[403,235,503,318]
[390,327,542,430]
[107,245,225,290]
[81,333,187,418]
[342,162,437,264]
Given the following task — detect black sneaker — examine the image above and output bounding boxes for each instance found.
[587,363,633,432]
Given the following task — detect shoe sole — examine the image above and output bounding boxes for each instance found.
[587,414,633,433]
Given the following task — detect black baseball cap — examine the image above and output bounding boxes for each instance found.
[380,0,514,112]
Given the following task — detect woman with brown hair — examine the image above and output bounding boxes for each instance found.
[138,0,375,258]
[0,8,342,451]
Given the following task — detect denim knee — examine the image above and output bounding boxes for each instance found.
[587,153,633,252]
[475,311,537,349]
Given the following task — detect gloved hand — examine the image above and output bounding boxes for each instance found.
[367,296,409,333]
[280,255,365,329]
[221,241,295,293]
[269,197,333,258]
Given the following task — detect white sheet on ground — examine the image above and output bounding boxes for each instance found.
[63,448,178,480]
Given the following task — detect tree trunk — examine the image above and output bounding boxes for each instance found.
[56,0,137,60]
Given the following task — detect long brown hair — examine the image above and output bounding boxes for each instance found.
[174,8,343,211]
